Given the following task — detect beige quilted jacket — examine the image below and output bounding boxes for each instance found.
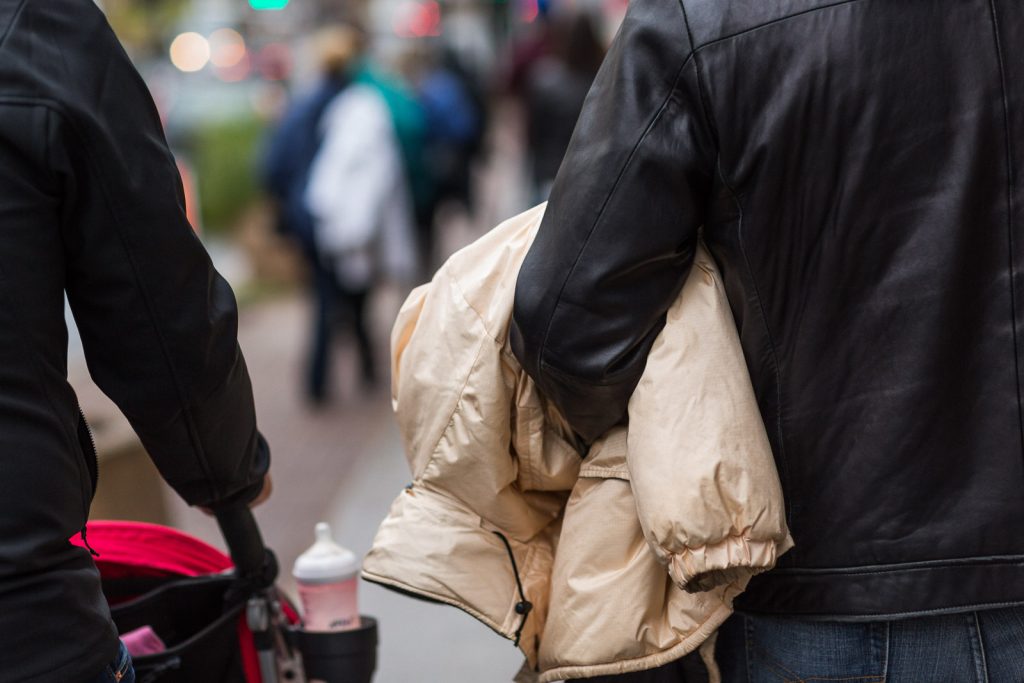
[362,205,793,681]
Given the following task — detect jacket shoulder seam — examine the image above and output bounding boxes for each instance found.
[678,1,719,147]
[0,0,29,53]
[690,0,869,54]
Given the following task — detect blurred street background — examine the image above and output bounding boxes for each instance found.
[72,0,627,679]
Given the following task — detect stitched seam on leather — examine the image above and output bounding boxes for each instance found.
[691,0,869,55]
[535,37,696,382]
[678,1,719,145]
[987,0,1024,466]
[725,174,794,529]
[680,0,793,526]
[0,0,29,51]
[765,553,1024,575]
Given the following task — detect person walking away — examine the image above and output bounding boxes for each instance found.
[352,57,433,275]
[0,2,271,682]
[524,10,604,201]
[304,38,418,392]
[401,45,483,265]
[264,26,361,404]
[512,0,1024,679]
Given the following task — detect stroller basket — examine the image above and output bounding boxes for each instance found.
[80,511,296,683]
[81,507,377,683]
[110,574,248,682]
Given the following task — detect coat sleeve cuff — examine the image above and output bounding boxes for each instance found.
[667,535,794,594]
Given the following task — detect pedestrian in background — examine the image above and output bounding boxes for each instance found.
[266,25,417,404]
[0,1,271,681]
[305,27,418,393]
[524,9,604,200]
[400,44,485,263]
[513,0,1024,679]
[264,27,358,405]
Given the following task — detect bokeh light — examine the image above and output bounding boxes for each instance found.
[520,0,539,23]
[256,43,293,81]
[209,28,247,70]
[216,52,252,83]
[169,32,210,73]
[394,1,442,38]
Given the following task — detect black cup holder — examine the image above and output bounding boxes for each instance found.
[290,615,378,683]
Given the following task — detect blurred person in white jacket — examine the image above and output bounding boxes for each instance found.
[305,55,418,393]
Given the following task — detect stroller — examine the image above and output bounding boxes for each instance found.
[77,506,377,683]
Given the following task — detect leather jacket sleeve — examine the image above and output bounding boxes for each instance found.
[39,0,269,508]
[511,0,717,444]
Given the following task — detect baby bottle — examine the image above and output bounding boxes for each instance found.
[293,522,361,632]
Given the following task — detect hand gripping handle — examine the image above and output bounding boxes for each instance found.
[215,504,278,588]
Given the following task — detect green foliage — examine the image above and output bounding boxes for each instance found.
[104,0,189,57]
[191,116,267,235]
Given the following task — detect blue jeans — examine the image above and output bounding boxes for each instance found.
[90,640,135,683]
[716,605,1024,682]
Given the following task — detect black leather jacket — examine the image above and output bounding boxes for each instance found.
[0,2,269,680]
[513,0,1024,619]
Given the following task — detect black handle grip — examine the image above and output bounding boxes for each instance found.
[215,504,271,582]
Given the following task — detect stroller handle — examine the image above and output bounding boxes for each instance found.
[215,504,277,588]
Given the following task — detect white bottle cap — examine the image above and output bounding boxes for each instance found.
[292,522,360,584]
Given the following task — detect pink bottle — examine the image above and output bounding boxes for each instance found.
[293,523,361,632]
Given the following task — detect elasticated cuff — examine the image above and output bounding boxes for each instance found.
[668,535,792,594]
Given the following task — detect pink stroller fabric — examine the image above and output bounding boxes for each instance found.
[72,521,234,578]
[73,521,298,683]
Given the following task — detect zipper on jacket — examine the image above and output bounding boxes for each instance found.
[76,406,100,557]
[77,406,99,497]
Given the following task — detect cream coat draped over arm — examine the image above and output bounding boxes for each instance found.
[363,205,793,681]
